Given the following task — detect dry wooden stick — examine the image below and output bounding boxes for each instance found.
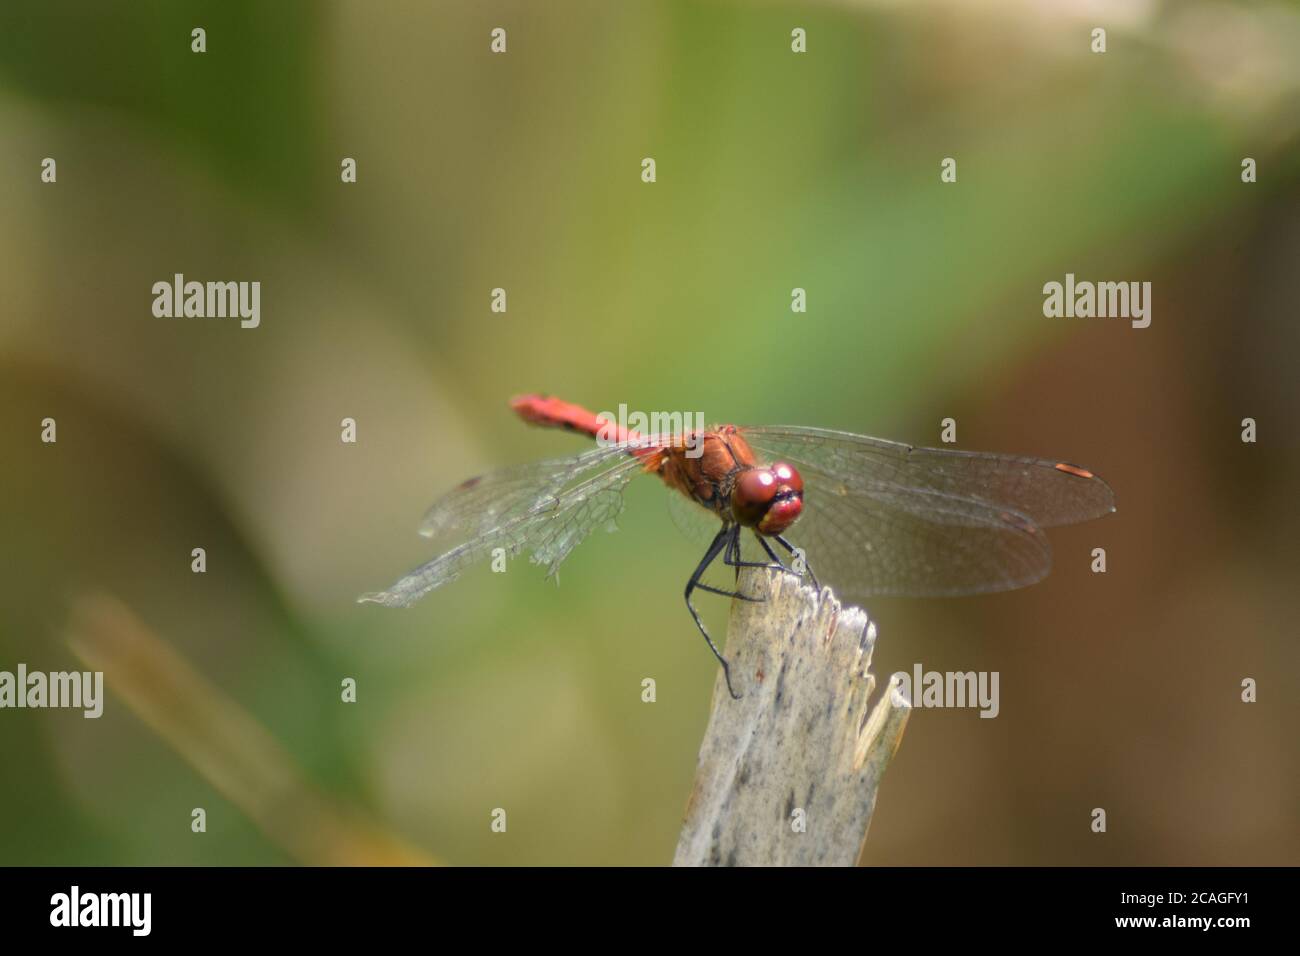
[674,568,911,866]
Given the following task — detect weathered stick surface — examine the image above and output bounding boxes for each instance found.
[673,568,911,866]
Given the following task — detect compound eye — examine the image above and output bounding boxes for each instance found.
[732,469,778,527]
[737,468,778,503]
[771,462,803,495]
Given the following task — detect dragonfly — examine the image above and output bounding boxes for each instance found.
[360,395,1116,698]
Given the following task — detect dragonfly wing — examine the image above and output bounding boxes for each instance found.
[770,476,1053,599]
[745,426,1115,528]
[361,451,648,608]
[418,443,641,542]
[666,479,722,547]
[745,426,1114,599]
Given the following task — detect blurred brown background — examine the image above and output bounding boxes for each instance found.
[1,0,1297,865]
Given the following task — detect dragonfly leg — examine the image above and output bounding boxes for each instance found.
[713,526,763,599]
[725,525,741,586]
[755,533,788,570]
[775,534,819,590]
[686,525,741,700]
[692,581,763,603]
[724,527,787,571]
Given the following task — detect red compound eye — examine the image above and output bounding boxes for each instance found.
[772,462,803,495]
[732,469,778,527]
[732,464,805,534]
[758,495,802,535]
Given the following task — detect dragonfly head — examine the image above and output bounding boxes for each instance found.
[732,462,804,536]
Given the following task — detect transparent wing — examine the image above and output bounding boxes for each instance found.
[417,442,639,542]
[743,425,1115,599]
[762,477,1053,600]
[745,426,1116,528]
[360,443,654,608]
[666,480,721,547]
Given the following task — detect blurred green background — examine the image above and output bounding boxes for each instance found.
[2,0,1298,865]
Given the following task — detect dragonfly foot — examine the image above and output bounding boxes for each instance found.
[720,656,742,700]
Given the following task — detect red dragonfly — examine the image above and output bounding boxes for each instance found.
[361,395,1115,697]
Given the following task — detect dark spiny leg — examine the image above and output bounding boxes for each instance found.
[725,524,740,584]
[775,535,819,590]
[712,527,763,600]
[724,529,787,571]
[755,533,786,569]
[693,582,763,602]
[686,525,741,699]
